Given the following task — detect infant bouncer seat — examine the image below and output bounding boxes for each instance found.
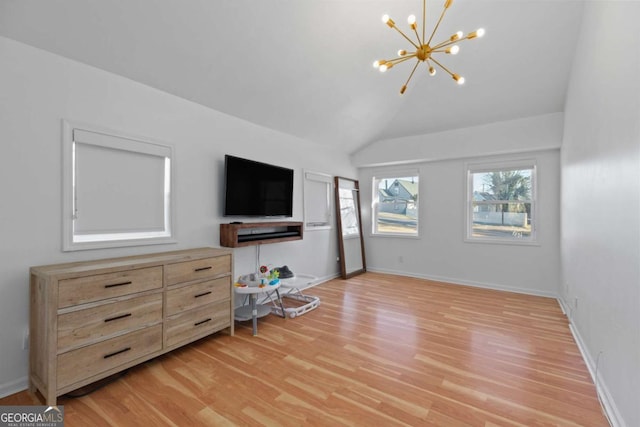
[269,267,320,318]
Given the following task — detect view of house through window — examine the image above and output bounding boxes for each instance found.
[468,164,535,242]
[372,175,419,235]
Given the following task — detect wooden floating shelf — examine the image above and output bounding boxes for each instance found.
[220,221,303,248]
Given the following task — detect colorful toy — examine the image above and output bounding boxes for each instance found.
[238,266,281,287]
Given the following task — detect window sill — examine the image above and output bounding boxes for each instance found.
[370,233,420,239]
[464,237,540,247]
[64,235,177,252]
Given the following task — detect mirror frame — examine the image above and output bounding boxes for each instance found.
[334,177,367,279]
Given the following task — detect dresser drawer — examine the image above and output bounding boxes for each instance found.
[57,324,162,390]
[164,301,230,348]
[57,293,162,352]
[165,277,230,317]
[58,267,163,308]
[165,256,231,286]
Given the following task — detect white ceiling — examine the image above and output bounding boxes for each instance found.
[0,0,585,153]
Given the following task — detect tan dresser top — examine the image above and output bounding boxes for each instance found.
[30,247,232,279]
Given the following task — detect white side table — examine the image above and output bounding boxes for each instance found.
[234,281,284,336]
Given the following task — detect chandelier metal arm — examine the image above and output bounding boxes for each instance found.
[429,56,455,78]
[401,60,422,94]
[432,39,460,51]
[389,54,418,66]
[392,26,420,50]
[426,3,449,46]
[412,26,423,47]
[432,35,472,51]
[422,0,427,45]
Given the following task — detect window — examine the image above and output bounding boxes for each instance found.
[466,161,536,243]
[303,171,332,231]
[62,121,175,251]
[372,173,419,236]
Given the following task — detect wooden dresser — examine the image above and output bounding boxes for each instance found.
[29,247,233,405]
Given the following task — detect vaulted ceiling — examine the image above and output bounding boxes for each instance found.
[0,0,585,153]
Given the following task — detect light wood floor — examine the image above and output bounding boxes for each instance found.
[3,273,609,426]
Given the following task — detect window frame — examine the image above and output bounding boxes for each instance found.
[303,170,333,231]
[465,159,537,245]
[371,170,420,238]
[62,120,176,251]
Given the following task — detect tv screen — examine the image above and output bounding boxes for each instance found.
[224,155,294,217]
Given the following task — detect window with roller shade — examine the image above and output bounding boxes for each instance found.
[62,121,175,251]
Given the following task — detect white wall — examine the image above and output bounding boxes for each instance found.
[358,146,561,297]
[354,114,563,296]
[352,112,564,167]
[0,37,355,396]
[561,2,640,426]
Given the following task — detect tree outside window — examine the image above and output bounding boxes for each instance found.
[468,164,535,242]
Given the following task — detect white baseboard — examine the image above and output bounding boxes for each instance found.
[313,272,340,286]
[366,267,558,298]
[0,376,28,399]
[560,297,625,427]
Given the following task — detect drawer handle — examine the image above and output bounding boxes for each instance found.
[103,347,131,359]
[194,266,212,272]
[194,291,212,298]
[194,318,212,327]
[104,281,132,289]
[104,313,132,323]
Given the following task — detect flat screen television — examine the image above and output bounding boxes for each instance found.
[223,154,294,217]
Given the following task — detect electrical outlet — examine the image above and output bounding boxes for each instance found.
[22,328,29,350]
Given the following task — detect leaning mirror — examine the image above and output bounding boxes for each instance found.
[335,177,366,278]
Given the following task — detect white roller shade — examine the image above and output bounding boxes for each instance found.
[74,141,166,235]
[62,121,174,251]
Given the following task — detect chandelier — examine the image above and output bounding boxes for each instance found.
[374,0,485,94]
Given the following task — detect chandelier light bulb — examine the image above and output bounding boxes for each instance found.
[382,14,395,28]
[453,74,465,85]
[398,49,407,56]
[468,28,485,39]
[379,64,388,72]
[408,14,417,29]
[429,66,436,76]
[451,31,463,41]
[446,45,460,55]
